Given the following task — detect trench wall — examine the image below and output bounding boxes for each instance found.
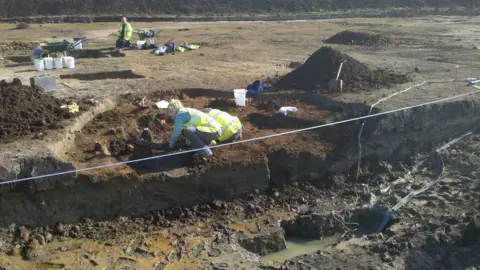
[0,163,270,227]
[0,96,478,227]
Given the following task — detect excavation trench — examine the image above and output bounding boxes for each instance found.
[0,91,479,228]
[59,70,144,80]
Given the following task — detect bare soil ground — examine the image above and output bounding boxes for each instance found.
[67,88,338,179]
[0,15,480,269]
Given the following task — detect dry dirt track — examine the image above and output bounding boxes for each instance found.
[0,15,480,269]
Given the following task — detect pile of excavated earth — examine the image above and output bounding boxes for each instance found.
[324,30,392,46]
[0,79,67,143]
[0,41,37,55]
[275,46,410,92]
[0,78,93,143]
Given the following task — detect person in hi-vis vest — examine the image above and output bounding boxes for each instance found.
[166,99,222,157]
[203,108,243,144]
[116,17,132,49]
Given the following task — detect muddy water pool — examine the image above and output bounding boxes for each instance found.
[261,235,340,263]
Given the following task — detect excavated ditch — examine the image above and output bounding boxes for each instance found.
[59,70,145,81]
[0,88,479,229]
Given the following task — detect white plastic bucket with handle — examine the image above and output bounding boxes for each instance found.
[64,57,75,69]
[54,57,63,69]
[34,58,44,71]
[44,57,53,70]
[233,89,247,106]
[137,40,146,49]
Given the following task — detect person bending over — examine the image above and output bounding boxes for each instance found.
[203,108,243,144]
[166,99,222,157]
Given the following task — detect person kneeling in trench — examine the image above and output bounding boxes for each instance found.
[202,108,243,145]
[167,99,222,157]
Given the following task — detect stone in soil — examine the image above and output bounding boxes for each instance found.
[275,46,410,92]
[0,79,68,143]
[324,31,391,46]
[238,227,287,256]
[461,215,480,246]
[22,239,45,260]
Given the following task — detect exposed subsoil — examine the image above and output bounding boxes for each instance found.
[68,88,340,172]
[324,30,392,46]
[2,133,480,269]
[275,46,411,92]
[0,41,36,56]
[1,90,480,268]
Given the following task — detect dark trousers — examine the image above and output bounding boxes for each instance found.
[116,39,130,49]
[183,127,217,154]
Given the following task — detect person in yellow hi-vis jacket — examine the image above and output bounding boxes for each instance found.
[203,108,243,145]
[116,17,132,49]
[166,100,222,157]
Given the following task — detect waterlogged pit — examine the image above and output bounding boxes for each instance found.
[261,236,341,263]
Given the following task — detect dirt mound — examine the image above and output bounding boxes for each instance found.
[324,31,391,46]
[0,79,68,143]
[0,41,37,55]
[275,46,410,92]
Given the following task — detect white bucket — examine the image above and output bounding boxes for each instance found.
[44,57,53,70]
[34,58,44,71]
[233,89,247,106]
[137,40,146,50]
[54,57,63,69]
[64,57,75,69]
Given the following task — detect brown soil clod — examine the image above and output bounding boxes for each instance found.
[324,30,391,46]
[275,46,410,92]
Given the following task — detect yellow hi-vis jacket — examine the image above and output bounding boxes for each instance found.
[180,108,222,134]
[205,109,242,142]
[117,23,133,41]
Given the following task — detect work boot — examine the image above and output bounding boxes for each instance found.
[195,148,213,157]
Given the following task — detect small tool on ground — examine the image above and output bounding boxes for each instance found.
[328,60,346,92]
